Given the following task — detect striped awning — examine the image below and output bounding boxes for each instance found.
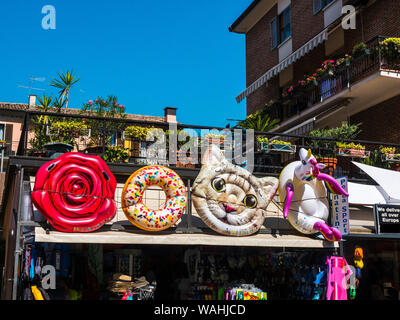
[236,29,328,103]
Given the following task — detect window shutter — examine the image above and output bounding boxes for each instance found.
[313,0,322,14]
[270,17,278,50]
[5,123,13,156]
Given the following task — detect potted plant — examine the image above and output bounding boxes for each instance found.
[308,122,362,175]
[380,146,396,160]
[336,142,367,157]
[47,119,88,152]
[204,133,226,145]
[336,54,352,68]
[256,137,269,151]
[380,37,400,67]
[81,96,126,154]
[102,145,130,163]
[352,42,370,58]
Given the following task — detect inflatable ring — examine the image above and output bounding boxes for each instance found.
[31,152,117,233]
[121,165,187,231]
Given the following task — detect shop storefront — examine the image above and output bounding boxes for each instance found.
[3,148,400,301]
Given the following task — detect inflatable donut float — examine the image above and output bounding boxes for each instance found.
[121,165,187,231]
[31,152,117,233]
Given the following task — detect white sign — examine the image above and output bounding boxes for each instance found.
[331,176,350,236]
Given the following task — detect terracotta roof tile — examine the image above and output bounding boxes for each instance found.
[0,102,167,123]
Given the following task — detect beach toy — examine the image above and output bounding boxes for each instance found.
[278,148,348,241]
[191,145,278,237]
[31,152,117,232]
[121,165,187,231]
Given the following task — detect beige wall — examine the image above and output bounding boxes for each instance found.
[0,116,23,155]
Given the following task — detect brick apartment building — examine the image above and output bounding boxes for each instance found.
[230,0,400,143]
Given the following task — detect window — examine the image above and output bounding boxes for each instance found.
[279,6,291,44]
[313,0,335,14]
[270,5,291,50]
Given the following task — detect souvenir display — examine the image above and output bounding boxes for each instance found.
[278,148,349,241]
[31,152,117,233]
[121,165,187,231]
[191,145,279,236]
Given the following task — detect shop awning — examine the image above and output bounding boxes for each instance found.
[352,162,400,203]
[33,226,338,248]
[348,182,387,205]
[236,29,328,104]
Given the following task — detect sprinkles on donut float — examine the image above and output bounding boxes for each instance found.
[121,165,187,231]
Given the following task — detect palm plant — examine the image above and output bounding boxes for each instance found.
[51,96,66,112]
[49,70,80,109]
[237,112,280,132]
[36,93,53,112]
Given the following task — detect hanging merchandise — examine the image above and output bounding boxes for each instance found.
[354,246,364,270]
[31,152,117,232]
[191,145,279,236]
[278,148,349,241]
[31,285,44,300]
[121,165,187,231]
[121,290,133,300]
[325,256,353,300]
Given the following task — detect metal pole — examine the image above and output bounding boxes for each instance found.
[1,147,4,172]
[186,179,192,231]
[12,167,24,300]
[102,119,106,156]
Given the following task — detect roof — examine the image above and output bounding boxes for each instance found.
[229,0,261,33]
[0,102,167,123]
[229,0,277,34]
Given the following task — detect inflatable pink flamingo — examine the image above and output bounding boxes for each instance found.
[278,148,349,241]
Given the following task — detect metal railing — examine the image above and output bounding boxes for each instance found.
[13,110,400,183]
[275,36,400,122]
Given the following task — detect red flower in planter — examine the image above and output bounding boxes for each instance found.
[31,152,117,232]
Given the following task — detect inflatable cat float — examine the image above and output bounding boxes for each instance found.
[279,148,349,241]
[191,145,278,237]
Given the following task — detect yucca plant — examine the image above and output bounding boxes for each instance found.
[49,70,80,109]
[238,111,280,132]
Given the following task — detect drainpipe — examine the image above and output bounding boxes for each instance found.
[12,167,24,300]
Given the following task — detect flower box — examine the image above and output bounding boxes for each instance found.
[207,138,225,145]
[256,141,269,152]
[268,143,296,154]
[382,153,400,162]
[337,147,370,158]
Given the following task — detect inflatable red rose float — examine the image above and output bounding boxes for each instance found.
[31,152,117,232]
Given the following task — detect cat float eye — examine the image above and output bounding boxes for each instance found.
[243,195,257,209]
[212,178,226,193]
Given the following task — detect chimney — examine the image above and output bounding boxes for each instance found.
[29,94,37,107]
[164,107,177,123]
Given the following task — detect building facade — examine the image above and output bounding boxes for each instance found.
[230,0,400,141]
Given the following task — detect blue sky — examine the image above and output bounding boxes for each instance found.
[0,0,251,127]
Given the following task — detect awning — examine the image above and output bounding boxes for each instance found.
[348,182,387,205]
[236,29,328,103]
[33,226,338,248]
[352,162,400,203]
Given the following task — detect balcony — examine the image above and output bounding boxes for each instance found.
[270,36,400,132]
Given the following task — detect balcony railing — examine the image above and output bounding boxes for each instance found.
[272,36,400,122]
[13,110,400,184]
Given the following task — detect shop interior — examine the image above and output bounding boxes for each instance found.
[18,242,356,300]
